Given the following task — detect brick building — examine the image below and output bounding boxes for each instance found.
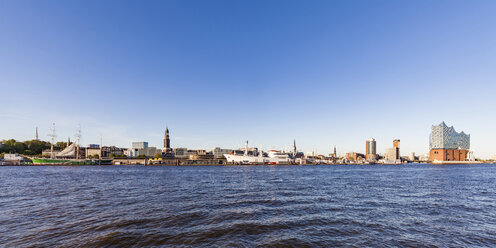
[429,122,470,162]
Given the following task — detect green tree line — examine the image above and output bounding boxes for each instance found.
[0,139,67,156]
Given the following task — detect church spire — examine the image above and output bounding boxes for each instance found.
[164,126,170,150]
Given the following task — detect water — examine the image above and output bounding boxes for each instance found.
[1,164,496,247]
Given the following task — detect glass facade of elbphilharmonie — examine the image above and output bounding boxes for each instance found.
[429,122,470,150]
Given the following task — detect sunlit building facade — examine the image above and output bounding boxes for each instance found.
[429,122,470,161]
[365,138,377,160]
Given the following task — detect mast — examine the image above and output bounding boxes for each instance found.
[48,123,56,159]
[76,126,81,160]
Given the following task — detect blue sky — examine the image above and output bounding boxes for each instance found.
[1,0,495,158]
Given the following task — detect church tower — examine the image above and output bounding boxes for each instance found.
[164,126,170,150]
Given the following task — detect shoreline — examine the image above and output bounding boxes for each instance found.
[2,162,495,167]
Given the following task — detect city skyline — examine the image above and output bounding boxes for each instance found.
[1,1,496,157]
[1,121,483,159]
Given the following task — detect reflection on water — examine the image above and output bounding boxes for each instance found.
[1,164,496,247]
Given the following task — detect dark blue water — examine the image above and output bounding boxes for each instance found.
[1,164,496,247]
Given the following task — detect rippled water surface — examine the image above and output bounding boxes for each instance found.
[2,164,496,247]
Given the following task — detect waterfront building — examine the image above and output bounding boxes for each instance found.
[4,153,23,161]
[409,152,416,161]
[87,146,125,158]
[394,139,400,159]
[365,138,377,160]
[128,142,159,157]
[466,151,475,161]
[132,142,148,149]
[393,139,400,149]
[346,152,365,161]
[384,139,401,163]
[172,148,215,159]
[173,148,188,158]
[384,148,398,162]
[86,147,101,158]
[429,122,470,161]
[419,153,430,162]
[173,148,201,159]
[189,152,214,160]
[211,147,233,158]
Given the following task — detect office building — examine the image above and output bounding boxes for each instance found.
[365,138,377,160]
[211,147,233,158]
[128,141,159,157]
[132,142,148,149]
[384,139,401,163]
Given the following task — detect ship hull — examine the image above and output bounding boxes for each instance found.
[224,154,292,165]
[31,158,113,165]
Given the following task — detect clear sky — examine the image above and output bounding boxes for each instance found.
[1,0,495,158]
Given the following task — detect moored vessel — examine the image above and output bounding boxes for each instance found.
[30,158,113,165]
[29,124,112,165]
[224,141,293,165]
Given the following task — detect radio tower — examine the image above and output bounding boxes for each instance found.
[48,123,56,159]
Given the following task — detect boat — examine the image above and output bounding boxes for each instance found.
[29,124,112,165]
[224,141,293,165]
[31,158,113,165]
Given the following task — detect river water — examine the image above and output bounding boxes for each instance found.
[1,164,496,247]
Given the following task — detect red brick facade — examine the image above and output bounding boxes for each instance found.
[429,149,468,161]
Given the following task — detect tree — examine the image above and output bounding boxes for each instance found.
[154,152,162,159]
[1,139,52,155]
[0,139,27,154]
[136,154,147,159]
[24,140,51,155]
